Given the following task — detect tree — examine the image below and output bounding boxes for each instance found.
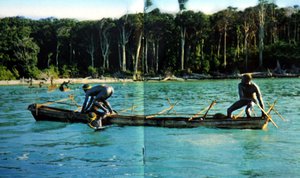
[177,0,189,70]
[241,7,257,71]
[0,17,40,78]
[143,0,153,74]
[117,15,131,71]
[97,18,114,69]
[258,0,267,68]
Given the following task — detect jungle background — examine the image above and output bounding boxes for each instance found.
[0,0,300,80]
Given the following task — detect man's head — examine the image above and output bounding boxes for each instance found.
[241,73,252,84]
[82,84,91,92]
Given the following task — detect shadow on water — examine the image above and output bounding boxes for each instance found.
[30,121,69,132]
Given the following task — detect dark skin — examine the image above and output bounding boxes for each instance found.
[227,75,264,118]
[81,85,114,114]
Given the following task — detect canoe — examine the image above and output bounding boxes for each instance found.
[28,103,89,123]
[27,103,269,129]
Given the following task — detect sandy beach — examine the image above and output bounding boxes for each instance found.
[0,77,134,86]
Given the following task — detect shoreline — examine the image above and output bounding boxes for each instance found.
[0,73,299,86]
[0,77,134,86]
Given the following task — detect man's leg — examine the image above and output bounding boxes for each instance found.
[245,102,254,118]
[92,101,109,113]
[102,100,113,114]
[227,100,248,118]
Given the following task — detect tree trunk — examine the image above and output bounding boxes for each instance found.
[244,21,249,71]
[223,24,227,67]
[100,27,111,69]
[134,33,143,73]
[55,43,60,67]
[122,43,126,71]
[119,24,130,72]
[118,44,122,69]
[217,34,222,58]
[86,35,95,68]
[155,40,159,72]
[180,26,186,70]
[145,38,148,73]
[152,41,155,71]
[259,10,264,68]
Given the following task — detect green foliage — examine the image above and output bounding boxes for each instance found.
[88,66,98,78]
[41,65,59,79]
[60,65,71,78]
[0,65,16,80]
[0,4,300,80]
[201,58,210,74]
[0,17,40,78]
[28,66,41,78]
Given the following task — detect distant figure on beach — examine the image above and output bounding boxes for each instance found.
[48,77,57,91]
[28,78,33,88]
[39,81,44,88]
[59,80,71,91]
[81,84,114,114]
[227,73,265,118]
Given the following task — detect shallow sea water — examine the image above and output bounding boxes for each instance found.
[0,78,299,177]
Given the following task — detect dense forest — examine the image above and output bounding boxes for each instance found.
[0,1,300,80]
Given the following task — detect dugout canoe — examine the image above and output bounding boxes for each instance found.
[27,103,269,129]
[28,103,90,123]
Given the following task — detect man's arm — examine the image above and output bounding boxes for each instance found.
[254,84,265,115]
[81,95,89,113]
[85,96,94,111]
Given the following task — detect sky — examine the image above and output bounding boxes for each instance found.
[0,0,299,20]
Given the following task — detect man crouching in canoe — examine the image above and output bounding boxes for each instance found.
[227,73,265,119]
[81,84,114,115]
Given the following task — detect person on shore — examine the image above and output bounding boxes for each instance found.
[81,84,114,114]
[227,73,265,119]
[59,80,71,91]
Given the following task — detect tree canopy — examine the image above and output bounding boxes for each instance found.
[0,3,300,80]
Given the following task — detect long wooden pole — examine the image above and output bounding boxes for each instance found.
[188,107,208,121]
[188,100,216,121]
[202,100,217,120]
[256,103,278,128]
[272,108,286,121]
[267,102,285,121]
[266,100,277,113]
[146,100,179,119]
[42,98,70,106]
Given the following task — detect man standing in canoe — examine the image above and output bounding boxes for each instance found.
[81,84,114,114]
[227,73,265,119]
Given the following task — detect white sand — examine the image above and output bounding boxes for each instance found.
[0,77,134,86]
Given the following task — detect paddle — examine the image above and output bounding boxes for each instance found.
[255,103,278,128]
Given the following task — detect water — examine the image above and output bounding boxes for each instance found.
[0,78,299,177]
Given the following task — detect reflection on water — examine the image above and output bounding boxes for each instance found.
[0,78,299,177]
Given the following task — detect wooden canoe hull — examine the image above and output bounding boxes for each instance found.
[28,103,89,123]
[27,104,268,129]
[108,115,268,129]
